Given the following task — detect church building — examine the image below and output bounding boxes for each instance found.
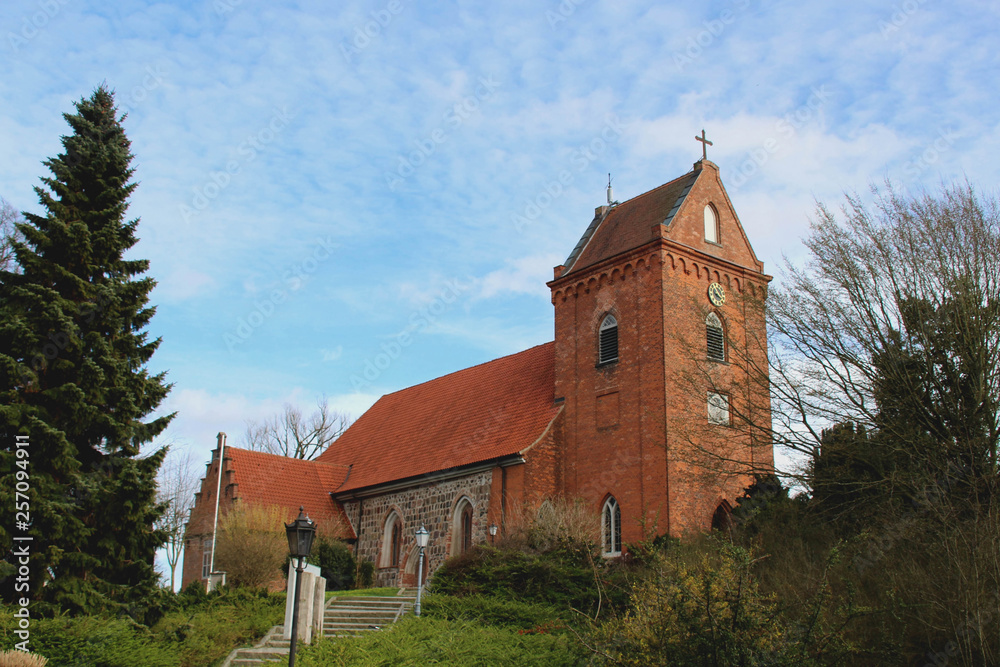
[182,154,773,590]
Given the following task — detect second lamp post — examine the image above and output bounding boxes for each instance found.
[414,525,429,616]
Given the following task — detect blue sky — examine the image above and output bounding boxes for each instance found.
[3,0,999,580]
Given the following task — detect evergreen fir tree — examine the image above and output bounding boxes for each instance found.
[0,86,173,615]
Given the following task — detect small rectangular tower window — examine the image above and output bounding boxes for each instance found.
[708,392,730,425]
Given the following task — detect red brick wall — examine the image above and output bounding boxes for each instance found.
[552,255,669,546]
[522,409,563,506]
[550,161,772,546]
[181,450,234,590]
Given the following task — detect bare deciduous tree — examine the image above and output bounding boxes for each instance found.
[665,181,1000,664]
[156,447,200,592]
[672,182,1000,491]
[215,504,288,589]
[242,397,353,460]
[1,197,25,271]
[765,181,1000,483]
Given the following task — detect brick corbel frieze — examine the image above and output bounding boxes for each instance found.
[548,234,772,304]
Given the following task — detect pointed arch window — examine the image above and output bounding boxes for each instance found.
[452,497,476,556]
[381,511,403,567]
[704,204,719,244]
[602,496,622,557]
[462,506,473,552]
[599,314,618,365]
[712,501,734,532]
[706,312,725,362]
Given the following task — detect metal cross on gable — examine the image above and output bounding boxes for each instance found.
[695,129,713,160]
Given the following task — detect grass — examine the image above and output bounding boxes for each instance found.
[274,592,587,666]
[275,614,586,667]
[0,587,587,666]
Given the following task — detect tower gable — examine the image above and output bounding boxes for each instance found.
[557,160,763,281]
[664,160,763,274]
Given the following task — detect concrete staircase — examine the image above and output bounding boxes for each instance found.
[222,589,417,666]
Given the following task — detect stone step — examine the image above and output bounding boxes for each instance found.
[222,591,417,665]
[227,646,289,666]
[326,603,411,611]
[326,598,416,609]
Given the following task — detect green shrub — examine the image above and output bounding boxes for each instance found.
[431,543,626,616]
[356,560,375,589]
[152,586,286,666]
[421,593,568,632]
[275,615,586,666]
[590,541,787,667]
[0,611,178,667]
[310,537,356,590]
[0,587,288,667]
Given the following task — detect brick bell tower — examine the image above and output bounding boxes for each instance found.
[547,156,773,552]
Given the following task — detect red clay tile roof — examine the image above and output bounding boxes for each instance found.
[225,448,355,538]
[318,342,558,493]
[564,169,698,276]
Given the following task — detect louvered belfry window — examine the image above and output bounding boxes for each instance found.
[599,314,619,364]
[706,312,725,362]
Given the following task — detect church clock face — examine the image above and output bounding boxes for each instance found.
[708,282,726,307]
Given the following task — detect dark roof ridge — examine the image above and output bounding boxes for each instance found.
[561,169,698,277]
[613,168,697,209]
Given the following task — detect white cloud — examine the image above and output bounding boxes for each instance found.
[476,253,562,301]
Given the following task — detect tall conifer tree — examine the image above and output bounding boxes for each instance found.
[0,86,173,614]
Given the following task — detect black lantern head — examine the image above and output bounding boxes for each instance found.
[285,506,317,559]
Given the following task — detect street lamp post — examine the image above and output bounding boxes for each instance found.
[285,507,316,667]
[414,525,429,617]
[488,523,498,546]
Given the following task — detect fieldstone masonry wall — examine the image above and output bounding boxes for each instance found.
[344,469,494,588]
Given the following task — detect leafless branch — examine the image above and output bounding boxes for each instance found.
[0,197,25,272]
[156,446,201,591]
[241,396,353,460]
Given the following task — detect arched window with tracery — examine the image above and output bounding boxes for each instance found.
[706,312,725,362]
[599,314,619,365]
[602,496,622,557]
